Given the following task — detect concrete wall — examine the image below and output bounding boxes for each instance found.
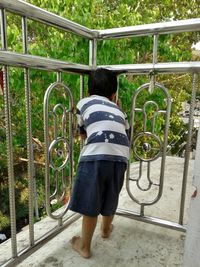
[183,128,200,267]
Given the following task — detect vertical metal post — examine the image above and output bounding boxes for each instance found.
[153,34,158,65]
[79,75,84,149]
[140,205,144,216]
[84,38,96,148]
[22,16,35,245]
[89,39,97,67]
[0,8,17,257]
[33,177,40,220]
[57,71,61,83]
[80,75,84,100]
[149,34,158,94]
[179,73,198,225]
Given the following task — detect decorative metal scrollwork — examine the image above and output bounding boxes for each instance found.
[126,82,171,214]
[44,82,73,220]
[133,132,161,162]
[49,137,70,171]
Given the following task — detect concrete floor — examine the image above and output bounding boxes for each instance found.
[2,156,195,267]
[18,214,186,267]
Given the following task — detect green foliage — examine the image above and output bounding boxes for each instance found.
[0,211,10,230]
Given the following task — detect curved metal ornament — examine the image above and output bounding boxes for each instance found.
[44,82,73,220]
[126,82,171,209]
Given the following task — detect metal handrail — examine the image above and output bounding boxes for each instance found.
[99,62,200,74]
[0,51,200,74]
[1,0,200,40]
[97,18,200,39]
[0,51,91,74]
[0,0,96,39]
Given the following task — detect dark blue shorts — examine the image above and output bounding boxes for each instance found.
[69,160,127,217]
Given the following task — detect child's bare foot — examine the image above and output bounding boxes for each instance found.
[70,236,91,258]
[101,224,114,238]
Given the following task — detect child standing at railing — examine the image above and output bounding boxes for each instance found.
[69,68,129,258]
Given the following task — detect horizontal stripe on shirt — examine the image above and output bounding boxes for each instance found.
[81,104,124,120]
[86,130,129,146]
[84,111,125,128]
[79,98,118,114]
[79,154,128,163]
[86,120,127,137]
[80,142,129,158]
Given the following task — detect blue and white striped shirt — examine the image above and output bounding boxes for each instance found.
[77,95,129,163]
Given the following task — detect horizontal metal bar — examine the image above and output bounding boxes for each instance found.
[1,0,200,41]
[0,0,96,39]
[1,213,81,267]
[1,51,200,75]
[0,51,91,74]
[97,18,200,39]
[116,208,186,232]
[100,62,200,74]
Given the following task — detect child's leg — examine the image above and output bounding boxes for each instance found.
[101,215,114,238]
[70,215,97,258]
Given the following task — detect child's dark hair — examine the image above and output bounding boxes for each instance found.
[88,68,117,98]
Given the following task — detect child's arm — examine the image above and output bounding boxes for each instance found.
[116,99,130,140]
[76,107,87,140]
[124,113,131,140]
[79,133,87,140]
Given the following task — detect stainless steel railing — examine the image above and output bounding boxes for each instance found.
[0,0,95,39]
[0,0,200,266]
